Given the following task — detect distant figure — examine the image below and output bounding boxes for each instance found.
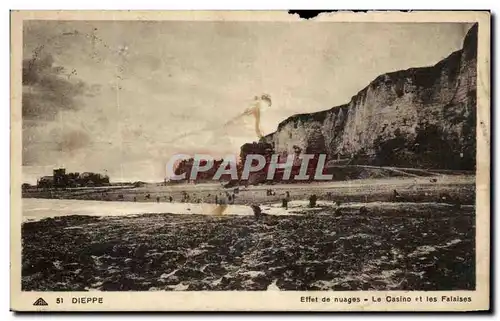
[215,195,218,205]
[251,205,263,220]
[156,196,160,203]
[286,191,290,200]
[282,198,288,210]
[309,194,317,208]
[145,193,151,200]
[169,196,173,202]
[118,194,124,200]
[392,189,403,202]
[133,196,137,202]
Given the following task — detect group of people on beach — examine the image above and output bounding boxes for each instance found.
[144,190,240,205]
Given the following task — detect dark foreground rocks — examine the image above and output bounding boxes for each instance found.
[22,206,475,291]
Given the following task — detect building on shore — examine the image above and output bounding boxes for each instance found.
[36,168,110,188]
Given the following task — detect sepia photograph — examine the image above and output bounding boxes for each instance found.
[10,10,490,311]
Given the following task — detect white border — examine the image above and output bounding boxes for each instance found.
[3,2,497,320]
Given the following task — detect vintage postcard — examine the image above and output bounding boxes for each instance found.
[10,10,490,312]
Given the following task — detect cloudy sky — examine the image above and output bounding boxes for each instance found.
[22,20,471,183]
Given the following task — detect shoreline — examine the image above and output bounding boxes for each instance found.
[22,198,475,223]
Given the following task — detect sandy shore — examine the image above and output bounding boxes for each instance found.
[22,175,476,206]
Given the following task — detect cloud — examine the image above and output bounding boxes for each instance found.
[22,52,88,120]
[22,51,94,165]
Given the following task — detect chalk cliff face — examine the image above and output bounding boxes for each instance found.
[257,24,477,170]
